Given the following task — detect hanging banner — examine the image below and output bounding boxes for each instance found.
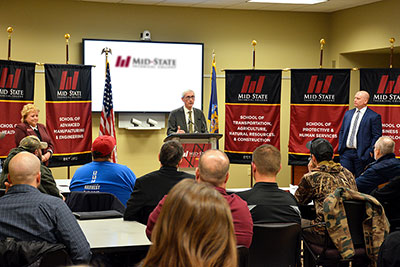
[289,69,350,165]
[225,70,281,164]
[45,64,92,167]
[361,68,400,157]
[0,60,35,158]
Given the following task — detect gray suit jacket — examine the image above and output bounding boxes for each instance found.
[167,107,208,135]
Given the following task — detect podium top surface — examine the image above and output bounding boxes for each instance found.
[164,133,222,142]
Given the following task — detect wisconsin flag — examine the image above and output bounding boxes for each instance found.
[208,57,219,134]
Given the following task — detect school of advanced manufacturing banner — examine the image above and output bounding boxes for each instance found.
[45,64,92,167]
[289,69,350,165]
[225,70,281,164]
[0,60,35,158]
[361,68,400,157]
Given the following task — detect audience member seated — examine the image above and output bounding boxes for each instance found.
[0,136,62,199]
[295,138,357,245]
[70,135,136,206]
[357,136,400,194]
[237,144,301,224]
[0,152,91,264]
[124,140,194,224]
[142,179,237,267]
[147,149,253,248]
[371,176,400,230]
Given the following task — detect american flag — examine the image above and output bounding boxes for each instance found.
[100,60,117,163]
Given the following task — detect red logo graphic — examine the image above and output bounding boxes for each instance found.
[241,75,265,93]
[0,68,21,89]
[115,56,131,67]
[376,75,400,94]
[306,75,332,94]
[59,71,79,90]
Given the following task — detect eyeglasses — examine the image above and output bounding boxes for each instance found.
[184,95,195,100]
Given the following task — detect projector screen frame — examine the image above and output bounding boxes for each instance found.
[82,38,204,114]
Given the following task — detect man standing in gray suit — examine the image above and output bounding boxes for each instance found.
[167,89,208,135]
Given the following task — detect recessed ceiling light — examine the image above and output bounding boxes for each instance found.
[248,0,328,4]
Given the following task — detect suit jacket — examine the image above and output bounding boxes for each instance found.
[123,166,195,224]
[15,122,54,155]
[338,107,382,162]
[167,106,208,135]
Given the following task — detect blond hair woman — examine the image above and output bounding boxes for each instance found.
[142,179,237,267]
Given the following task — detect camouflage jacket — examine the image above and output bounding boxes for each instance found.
[294,160,357,233]
[324,187,389,266]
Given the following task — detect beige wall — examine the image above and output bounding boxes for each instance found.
[1,0,398,187]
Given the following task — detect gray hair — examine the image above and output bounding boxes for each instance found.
[182,89,195,98]
[375,136,395,156]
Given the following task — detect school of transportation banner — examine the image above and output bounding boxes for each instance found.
[289,69,350,165]
[45,64,92,167]
[361,68,400,158]
[0,60,35,158]
[225,70,281,164]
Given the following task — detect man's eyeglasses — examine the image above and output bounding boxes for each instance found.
[184,96,195,100]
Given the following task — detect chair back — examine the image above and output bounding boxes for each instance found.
[237,246,249,267]
[249,223,301,267]
[343,200,366,246]
[65,191,125,213]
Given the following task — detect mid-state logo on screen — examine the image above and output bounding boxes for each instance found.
[373,75,400,103]
[57,71,81,98]
[115,56,176,69]
[238,75,268,101]
[303,75,335,102]
[0,68,24,97]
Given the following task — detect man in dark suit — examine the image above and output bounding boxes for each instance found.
[338,90,382,177]
[167,90,208,135]
[123,140,194,224]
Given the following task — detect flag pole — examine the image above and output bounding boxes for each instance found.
[102,47,112,65]
[252,40,257,69]
[65,33,70,64]
[389,37,395,69]
[7,27,13,60]
[319,38,325,69]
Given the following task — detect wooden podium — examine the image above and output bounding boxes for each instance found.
[164,133,223,171]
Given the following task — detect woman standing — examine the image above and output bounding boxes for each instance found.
[15,104,53,164]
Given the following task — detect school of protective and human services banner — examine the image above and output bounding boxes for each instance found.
[289,69,350,165]
[45,64,92,167]
[0,60,35,158]
[225,70,281,164]
[361,68,400,157]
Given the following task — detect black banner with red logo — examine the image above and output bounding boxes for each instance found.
[289,69,350,165]
[0,60,35,158]
[361,68,400,157]
[225,70,281,164]
[45,64,92,167]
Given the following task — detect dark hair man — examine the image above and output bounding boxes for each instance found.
[237,144,300,224]
[357,136,400,194]
[69,135,136,206]
[124,140,195,224]
[295,138,357,245]
[0,152,91,264]
[0,135,61,198]
[146,149,253,248]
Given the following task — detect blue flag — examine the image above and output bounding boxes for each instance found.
[208,58,219,134]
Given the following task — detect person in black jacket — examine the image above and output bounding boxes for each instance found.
[124,140,194,224]
[237,144,301,224]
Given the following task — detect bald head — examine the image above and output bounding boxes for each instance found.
[354,91,370,109]
[8,152,41,186]
[197,149,230,187]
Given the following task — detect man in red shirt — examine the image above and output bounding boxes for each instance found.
[146,149,253,248]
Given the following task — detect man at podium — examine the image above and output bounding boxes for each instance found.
[167,90,208,135]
